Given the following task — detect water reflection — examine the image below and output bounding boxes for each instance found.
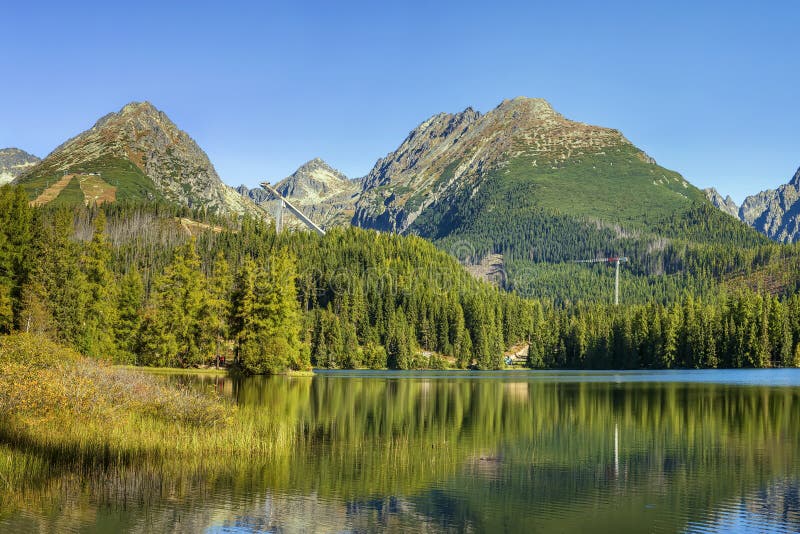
[3,371,800,533]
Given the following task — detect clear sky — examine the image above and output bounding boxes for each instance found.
[1,0,798,203]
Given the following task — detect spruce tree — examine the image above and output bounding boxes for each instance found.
[36,208,89,348]
[80,211,119,359]
[341,319,362,368]
[0,282,12,334]
[145,239,206,366]
[200,252,232,365]
[116,268,144,362]
[234,250,309,374]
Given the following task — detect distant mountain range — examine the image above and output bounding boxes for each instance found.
[0,148,40,185]
[7,97,796,301]
[249,98,760,264]
[4,97,792,271]
[247,97,712,234]
[10,102,261,216]
[238,158,359,228]
[705,167,800,243]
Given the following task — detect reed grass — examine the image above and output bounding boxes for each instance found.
[0,333,297,490]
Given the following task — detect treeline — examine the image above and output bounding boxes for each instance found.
[535,292,800,369]
[0,186,531,371]
[2,184,799,371]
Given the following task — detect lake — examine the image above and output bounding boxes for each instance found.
[3,369,800,533]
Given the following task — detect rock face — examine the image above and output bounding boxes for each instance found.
[240,158,360,228]
[237,184,272,204]
[739,168,800,243]
[705,168,800,243]
[0,148,39,185]
[703,187,740,218]
[353,107,482,232]
[16,102,262,216]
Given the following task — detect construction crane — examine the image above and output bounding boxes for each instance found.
[574,256,629,305]
[258,182,326,236]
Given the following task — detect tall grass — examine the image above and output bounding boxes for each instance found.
[0,334,296,494]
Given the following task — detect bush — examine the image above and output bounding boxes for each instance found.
[362,341,388,369]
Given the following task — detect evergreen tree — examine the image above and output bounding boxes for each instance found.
[136,305,179,366]
[36,209,89,348]
[116,268,144,362]
[79,211,119,358]
[387,310,416,369]
[233,250,309,374]
[144,239,206,366]
[0,282,12,334]
[200,252,233,365]
[341,319,362,369]
[362,339,388,369]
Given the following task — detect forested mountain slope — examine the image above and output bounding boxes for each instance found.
[2,184,799,371]
[357,98,772,303]
[354,97,704,234]
[243,97,773,304]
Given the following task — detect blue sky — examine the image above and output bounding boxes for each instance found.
[1,0,798,203]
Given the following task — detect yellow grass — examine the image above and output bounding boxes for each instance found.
[78,174,117,205]
[30,174,74,206]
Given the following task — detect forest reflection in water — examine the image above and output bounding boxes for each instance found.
[2,370,800,533]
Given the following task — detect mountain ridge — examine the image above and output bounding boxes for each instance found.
[239,157,360,228]
[704,166,800,243]
[15,102,262,217]
[234,96,769,302]
[352,96,672,236]
[0,148,40,185]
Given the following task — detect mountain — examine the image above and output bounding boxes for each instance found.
[704,187,739,218]
[15,102,262,216]
[349,97,758,256]
[257,97,766,302]
[351,97,709,237]
[239,158,360,228]
[704,167,800,243]
[738,168,800,243]
[0,148,40,185]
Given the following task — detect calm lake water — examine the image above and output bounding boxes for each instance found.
[4,369,800,533]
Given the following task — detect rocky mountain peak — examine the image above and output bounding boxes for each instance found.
[292,158,348,180]
[353,96,644,233]
[361,107,482,192]
[276,158,350,198]
[90,101,163,133]
[120,100,158,115]
[494,96,560,119]
[16,102,261,216]
[0,148,40,185]
[704,187,740,218]
[714,166,800,243]
[302,157,326,167]
[790,167,800,187]
[237,158,359,229]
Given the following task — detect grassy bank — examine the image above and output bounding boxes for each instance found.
[0,334,297,483]
[116,364,229,376]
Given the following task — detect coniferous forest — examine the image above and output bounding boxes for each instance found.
[2,184,800,372]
